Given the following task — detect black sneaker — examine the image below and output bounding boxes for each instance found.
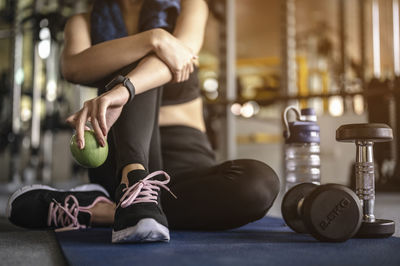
[112,170,176,243]
[6,184,113,231]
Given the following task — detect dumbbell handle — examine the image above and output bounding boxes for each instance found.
[355,141,376,222]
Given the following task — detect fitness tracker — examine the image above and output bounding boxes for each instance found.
[105,75,136,103]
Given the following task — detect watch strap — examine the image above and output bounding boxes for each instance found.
[105,75,135,103]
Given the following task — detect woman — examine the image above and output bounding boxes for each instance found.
[7,0,279,244]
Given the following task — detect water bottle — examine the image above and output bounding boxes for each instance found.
[283,106,321,191]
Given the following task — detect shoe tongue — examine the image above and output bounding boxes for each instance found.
[127,169,149,185]
[77,210,91,226]
[114,169,150,202]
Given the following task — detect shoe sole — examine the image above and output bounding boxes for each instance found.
[112,218,170,243]
[6,184,109,218]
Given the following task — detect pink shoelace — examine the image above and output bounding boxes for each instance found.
[48,195,112,232]
[118,170,177,208]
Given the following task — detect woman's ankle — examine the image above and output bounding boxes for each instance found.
[121,163,145,185]
[89,201,116,226]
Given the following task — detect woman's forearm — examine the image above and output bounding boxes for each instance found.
[61,14,163,85]
[62,31,158,85]
[126,54,173,94]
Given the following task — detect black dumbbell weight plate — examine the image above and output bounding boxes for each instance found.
[336,123,393,142]
[356,219,395,238]
[302,184,362,242]
[282,183,318,233]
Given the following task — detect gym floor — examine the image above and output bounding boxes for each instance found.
[0,188,399,266]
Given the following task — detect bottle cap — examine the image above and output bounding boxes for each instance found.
[301,108,317,122]
[301,108,316,116]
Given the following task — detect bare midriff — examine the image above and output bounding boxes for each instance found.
[159,97,206,132]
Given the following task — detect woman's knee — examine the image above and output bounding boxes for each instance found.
[224,159,280,217]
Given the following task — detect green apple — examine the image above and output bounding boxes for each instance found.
[70,130,108,168]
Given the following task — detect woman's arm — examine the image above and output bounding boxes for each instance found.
[68,0,209,148]
[113,0,210,87]
[132,0,209,88]
[172,0,208,54]
[61,13,160,84]
[61,12,199,85]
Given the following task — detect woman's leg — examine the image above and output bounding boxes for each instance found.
[160,126,280,230]
[89,86,163,199]
[161,159,280,230]
[88,129,118,199]
[112,86,163,182]
[86,85,165,235]
[107,86,174,243]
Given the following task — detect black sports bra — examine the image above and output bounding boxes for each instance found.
[161,66,200,106]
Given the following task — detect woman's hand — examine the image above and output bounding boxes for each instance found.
[152,29,197,83]
[66,86,130,149]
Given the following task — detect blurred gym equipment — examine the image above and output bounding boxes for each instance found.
[0,0,87,193]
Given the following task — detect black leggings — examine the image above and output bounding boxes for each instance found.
[89,89,280,230]
[160,126,280,230]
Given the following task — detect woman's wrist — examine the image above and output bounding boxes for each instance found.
[112,85,130,105]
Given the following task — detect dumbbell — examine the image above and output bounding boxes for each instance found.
[281,183,362,242]
[336,123,395,238]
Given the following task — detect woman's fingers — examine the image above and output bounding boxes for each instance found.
[66,92,124,150]
[181,61,189,82]
[183,64,189,81]
[177,68,183,83]
[175,68,182,83]
[66,114,76,127]
[97,98,108,137]
[184,62,191,81]
[91,118,105,147]
[76,105,89,149]
[189,59,194,74]
[90,102,105,147]
[183,57,195,81]
[171,55,195,83]
[66,113,90,130]
[171,66,179,83]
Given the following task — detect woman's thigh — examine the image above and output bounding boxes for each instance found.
[160,125,216,179]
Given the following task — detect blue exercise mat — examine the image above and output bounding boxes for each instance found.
[56,216,400,266]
